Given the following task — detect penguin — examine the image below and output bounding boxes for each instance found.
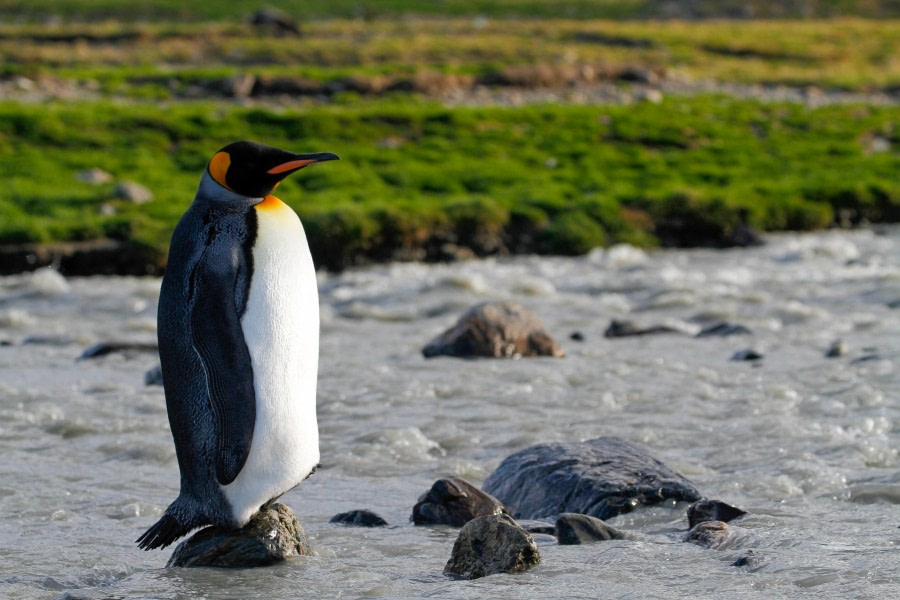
[137,140,338,550]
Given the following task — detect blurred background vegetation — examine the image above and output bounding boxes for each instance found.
[0,0,898,273]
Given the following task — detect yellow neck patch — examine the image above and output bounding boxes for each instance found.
[256,195,287,212]
[208,151,232,190]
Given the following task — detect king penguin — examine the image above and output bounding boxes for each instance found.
[137,140,338,550]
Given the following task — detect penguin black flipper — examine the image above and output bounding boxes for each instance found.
[189,233,256,486]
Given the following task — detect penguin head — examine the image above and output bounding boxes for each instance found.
[207,140,339,198]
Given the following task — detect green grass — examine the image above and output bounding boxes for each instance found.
[1,97,897,269]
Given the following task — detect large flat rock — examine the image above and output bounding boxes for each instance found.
[482,436,702,520]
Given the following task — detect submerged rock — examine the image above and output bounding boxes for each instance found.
[730,348,763,361]
[683,520,732,549]
[79,341,158,359]
[555,513,628,545]
[695,322,752,337]
[330,509,389,527]
[482,436,701,521]
[166,503,311,568]
[422,301,565,359]
[826,339,848,358]
[144,364,163,386]
[732,550,761,567]
[687,499,747,528]
[604,319,682,338]
[412,477,506,527]
[443,514,540,579]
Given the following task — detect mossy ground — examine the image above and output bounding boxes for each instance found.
[2,97,897,270]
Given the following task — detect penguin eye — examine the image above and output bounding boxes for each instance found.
[208,152,233,190]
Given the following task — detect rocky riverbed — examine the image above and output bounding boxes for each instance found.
[0,228,898,598]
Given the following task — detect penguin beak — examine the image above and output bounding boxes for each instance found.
[267,152,340,175]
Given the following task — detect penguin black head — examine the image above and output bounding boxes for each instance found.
[207,140,339,198]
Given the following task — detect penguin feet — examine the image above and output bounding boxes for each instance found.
[136,514,190,550]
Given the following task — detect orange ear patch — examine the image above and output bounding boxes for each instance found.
[208,152,232,190]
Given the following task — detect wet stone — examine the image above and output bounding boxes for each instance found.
[80,341,158,359]
[482,436,702,521]
[422,301,565,359]
[555,513,629,545]
[683,520,732,549]
[731,348,763,361]
[144,364,163,386]
[517,519,556,535]
[330,509,388,527]
[687,499,747,528]
[443,514,540,580]
[412,477,506,527]
[167,503,311,568]
[695,322,752,337]
[604,319,682,338]
[825,338,849,358]
[732,550,761,568]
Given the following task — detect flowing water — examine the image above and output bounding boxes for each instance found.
[0,228,898,599]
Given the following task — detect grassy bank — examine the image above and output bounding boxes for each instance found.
[3,18,899,96]
[1,97,897,270]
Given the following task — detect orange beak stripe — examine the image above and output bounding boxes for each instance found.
[267,159,317,175]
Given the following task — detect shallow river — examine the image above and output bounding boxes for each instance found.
[0,228,898,599]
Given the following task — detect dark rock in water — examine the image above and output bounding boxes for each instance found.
[569,331,585,342]
[167,503,311,568]
[555,513,628,545]
[422,301,565,359]
[730,348,763,361]
[517,519,556,535]
[249,8,301,35]
[412,477,506,527]
[695,322,752,337]
[683,520,732,549]
[482,436,702,521]
[687,499,747,528]
[825,339,848,358]
[330,509,388,527]
[604,319,682,338]
[144,364,163,386]
[727,224,764,248]
[79,341,158,360]
[732,550,760,567]
[443,514,540,579]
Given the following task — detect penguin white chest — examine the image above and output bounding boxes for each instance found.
[222,195,320,525]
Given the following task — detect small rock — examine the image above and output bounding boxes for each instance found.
[422,301,565,359]
[167,503,311,568]
[731,348,763,361]
[412,477,506,527]
[569,331,585,342]
[696,322,752,337]
[683,520,732,549]
[555,513,628,545]
[330,509,388,527]
[604,319,682,338]
[443,514,540,580]
[79,341,158,359]
[825,339,848,358]
[144,365,163,386]
[687,499,747,528]
[221,73,256,98]
[75,168,114,184]
[637,88,664,104]
[482,436,702,521]
[732,550,760,567]
[114,181,153,204]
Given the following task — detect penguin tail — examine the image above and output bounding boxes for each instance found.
[136,514,190,550]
